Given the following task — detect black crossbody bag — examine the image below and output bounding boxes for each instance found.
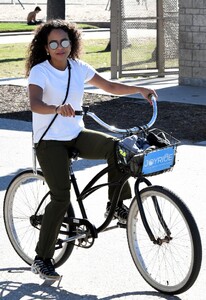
[34,61,71,149]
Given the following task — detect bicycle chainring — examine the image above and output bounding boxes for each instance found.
[75,225,95,248]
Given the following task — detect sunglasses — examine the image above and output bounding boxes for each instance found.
[48,39,71,50]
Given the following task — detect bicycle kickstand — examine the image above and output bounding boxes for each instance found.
[42,275,63,288]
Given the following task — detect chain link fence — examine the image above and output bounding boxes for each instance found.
[163,0,179,62]
[111,0,179,78]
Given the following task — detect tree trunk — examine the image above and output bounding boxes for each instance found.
[47,0,65,21]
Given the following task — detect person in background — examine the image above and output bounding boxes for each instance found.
[27,6,42,25]
[25,19,157,281]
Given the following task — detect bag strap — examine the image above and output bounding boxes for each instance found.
[35,60,71,149]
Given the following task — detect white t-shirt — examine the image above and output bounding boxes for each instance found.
[28,59,96,143]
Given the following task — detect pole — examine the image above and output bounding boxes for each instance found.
[17,0,25,9]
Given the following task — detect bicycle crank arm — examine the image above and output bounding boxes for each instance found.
[63,217,98,238]
[55,233,87,250]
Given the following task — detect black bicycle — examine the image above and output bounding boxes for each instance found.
[3,97,202,295]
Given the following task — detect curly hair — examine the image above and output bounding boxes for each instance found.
[25,19,82,76]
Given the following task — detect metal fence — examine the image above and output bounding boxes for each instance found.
[111,0,179,78]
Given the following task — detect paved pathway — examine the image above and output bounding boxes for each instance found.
[0,28,110,44]
[0,117,206,299]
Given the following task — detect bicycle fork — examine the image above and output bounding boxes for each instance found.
[134,177,172,245]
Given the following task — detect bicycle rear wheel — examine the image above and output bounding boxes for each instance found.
[127,185,202,295]
[3,169,75,268]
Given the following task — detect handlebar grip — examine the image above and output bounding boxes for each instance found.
[75,110,84,116]
[75,106,89,116]
[148,94,157,103]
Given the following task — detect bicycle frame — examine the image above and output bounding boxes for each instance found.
[52,162,131,250]
[55,154,170,250]
[69,162,131,233]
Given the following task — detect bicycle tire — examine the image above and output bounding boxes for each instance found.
[127,185,202,295]
[3,169,75,268]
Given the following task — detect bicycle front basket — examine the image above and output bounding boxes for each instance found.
[116,128,180,177]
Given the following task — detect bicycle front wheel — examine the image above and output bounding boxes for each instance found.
[3,169,75,268]
[127,185,202,295]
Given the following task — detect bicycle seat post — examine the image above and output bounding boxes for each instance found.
[69,149,81,199]
[32,141,37,175]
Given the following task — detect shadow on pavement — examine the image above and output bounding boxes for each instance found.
[0,266,182,300]
[0,117,31,132]
[0,279,97,300]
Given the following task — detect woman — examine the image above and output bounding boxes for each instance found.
[26,19,157,281]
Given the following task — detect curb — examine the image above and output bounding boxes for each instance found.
[0,27,110,37]
[0,31,34,36]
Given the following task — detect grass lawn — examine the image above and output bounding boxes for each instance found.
[0,23,36,32]
[0,39,110,78]
[0,22,97,33]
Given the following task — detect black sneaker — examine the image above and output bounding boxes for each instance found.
[105,201,129,224]
[31,256,60,280]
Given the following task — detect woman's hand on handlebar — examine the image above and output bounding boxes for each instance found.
[139,88,158,105]
[56,104,75,117]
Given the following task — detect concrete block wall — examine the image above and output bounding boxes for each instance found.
[179,0,206,87]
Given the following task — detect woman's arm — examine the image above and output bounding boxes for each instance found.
[29,84,75,116]
[88,73,157,103]
[29,84,57,114]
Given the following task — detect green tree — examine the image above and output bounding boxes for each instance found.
[47,0,65,20]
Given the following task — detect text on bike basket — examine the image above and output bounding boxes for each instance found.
[142,146,175,175]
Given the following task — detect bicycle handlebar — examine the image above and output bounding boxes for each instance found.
[76,95,157,134]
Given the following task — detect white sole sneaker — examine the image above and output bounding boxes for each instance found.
[31,263,61,281]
